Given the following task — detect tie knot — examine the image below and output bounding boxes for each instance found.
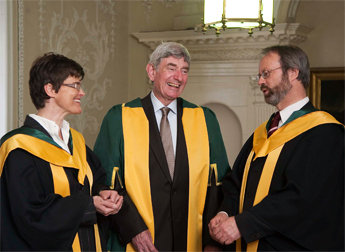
[161,107,170,116]
[273,111,281,122]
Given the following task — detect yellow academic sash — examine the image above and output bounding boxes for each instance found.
[182,107,210,252]
[122,105,210,252]
[122,106,152,252]
[0,129,102,252]
[236,111,342,252]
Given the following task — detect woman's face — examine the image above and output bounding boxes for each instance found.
[53,76,85,116]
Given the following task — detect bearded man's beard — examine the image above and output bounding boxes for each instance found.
[261,75,292,106]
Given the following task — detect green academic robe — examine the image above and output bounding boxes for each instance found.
[94,95,230,252]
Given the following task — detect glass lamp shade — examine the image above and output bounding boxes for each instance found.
[203,0,274,34]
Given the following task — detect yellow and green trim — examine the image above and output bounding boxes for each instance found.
[0,128,102,251]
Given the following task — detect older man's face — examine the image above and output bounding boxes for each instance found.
[147,56,189,106]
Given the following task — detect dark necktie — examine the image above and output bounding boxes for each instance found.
[267,112,281,138]
[160,107,175,179]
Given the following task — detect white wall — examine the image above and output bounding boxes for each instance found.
[204,102,243,167]
[0,0,13,137]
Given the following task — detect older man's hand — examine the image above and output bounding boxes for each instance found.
[209,212,228,232]
[132,229,158,252]
[209,214,241,245]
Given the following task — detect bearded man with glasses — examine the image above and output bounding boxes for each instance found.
[209,45,344,251]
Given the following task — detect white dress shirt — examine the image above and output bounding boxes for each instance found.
[150,92,177,156]
[278,97,310,128]
[29,114,71,154]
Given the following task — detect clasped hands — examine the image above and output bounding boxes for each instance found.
[208,212,241,245]
[93,190,123,216]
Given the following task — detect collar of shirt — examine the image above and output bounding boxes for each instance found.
[278,96,310,127]
[150,91,177,155]
[150,91,177,116]
[29,114,71,154]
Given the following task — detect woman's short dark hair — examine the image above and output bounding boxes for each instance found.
[262,45,310,89]
[29,52,84,109]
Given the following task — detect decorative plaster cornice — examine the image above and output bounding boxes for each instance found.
[191,48,263,61]
[189,61,258,76]
[133,23,312,61]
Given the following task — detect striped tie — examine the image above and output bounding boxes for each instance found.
[267,112,281,138]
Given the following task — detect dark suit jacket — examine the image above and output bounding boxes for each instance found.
[142,94,190,251]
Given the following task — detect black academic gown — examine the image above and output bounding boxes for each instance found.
[108,94,224,251]
[220,103,344,251]
[0,116,109,251]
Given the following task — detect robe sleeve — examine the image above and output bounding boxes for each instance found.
[202,107,232,247]
[94,105,147,245]
[219,135,254,216]
[86,145,110,195]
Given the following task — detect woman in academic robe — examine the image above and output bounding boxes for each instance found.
[0,52,123,251]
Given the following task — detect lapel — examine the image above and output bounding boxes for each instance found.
[141,94,173,183]
[173,98,188,182]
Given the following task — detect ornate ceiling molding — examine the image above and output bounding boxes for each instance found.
[133,23,312,61]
